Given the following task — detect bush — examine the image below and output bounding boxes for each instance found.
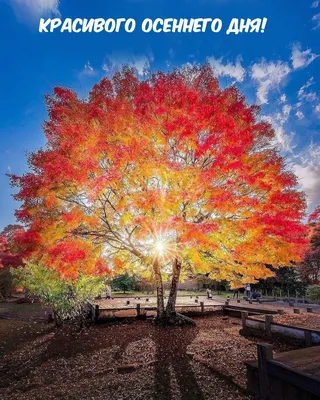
[306,285,320,301]
[0,267,14,298]
[12,263,108,326]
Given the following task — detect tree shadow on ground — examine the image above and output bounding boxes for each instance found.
[152,325,204,400]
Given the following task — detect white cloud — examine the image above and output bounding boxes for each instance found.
[290,143,320,213]
[9,0,60,20]
[7,166,11,173]
[291,43,318,70]
[279,94,287,103]
[301,92,318,102]
[262,103,295,153]
[79,61,96,79]
[312,13,320,29]
[315,104,320,113]
[312,1,319,7]
[296,110,305,120]
[102,52,153,76]
[207,56,246,82]
[250,60,291,105]
[275,104,292,124]
[297,77,317,102]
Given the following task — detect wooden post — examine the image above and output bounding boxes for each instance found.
[293,308,300,314]
[136,303,141,317]
[146,298,149,302]
[200,301,204,313]
[307,307,313,313]
[126,300,130,305]
[225,300,229,306]
[257,343,273,400]
[94,304,99,322]
[265,315,273,337]
[195,299,198,303]
[47,313,54,323]
[237,299,241,303]
[277,309,284,315]
[304,330,312,347]
[241,311,248,332]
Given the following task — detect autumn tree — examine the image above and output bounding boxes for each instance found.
[11,65,307,325]
[0,224,24,297]
[299,205,320,285]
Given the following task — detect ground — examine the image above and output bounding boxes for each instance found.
[255,312,320,330]
[0,302,302,400]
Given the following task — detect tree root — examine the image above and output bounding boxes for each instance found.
[152,312,196,327]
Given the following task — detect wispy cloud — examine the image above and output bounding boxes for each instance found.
[298,77,318,102]
[312,1,319,8]
[102,52,154,76]
[296,110,305,120]
[9,0,60,21]
[312,13,320,29]
[262,103,295,153]
[291,43,318,70]
[279,94,287,104]
[250,60,291,105]
[290,143,320,213]
[207,56,246,82]
[79,61,97,79]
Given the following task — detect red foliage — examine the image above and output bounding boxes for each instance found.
[9,65,307,282]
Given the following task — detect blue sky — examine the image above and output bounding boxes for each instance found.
[0,0,319,230]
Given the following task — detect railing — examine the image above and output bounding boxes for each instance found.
[241,311,320,346]
[254,343,320,399]
[92,301,224,320]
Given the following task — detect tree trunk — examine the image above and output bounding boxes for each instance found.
[166,258,182,315]
[152,257,195,327]
[153,257,165,319]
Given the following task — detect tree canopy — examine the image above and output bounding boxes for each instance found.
[11,65,307,289]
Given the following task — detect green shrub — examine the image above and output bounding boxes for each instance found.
[306,285,320,301]
[12,263,108,326]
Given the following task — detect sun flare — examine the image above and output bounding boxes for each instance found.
[155,240,165,255]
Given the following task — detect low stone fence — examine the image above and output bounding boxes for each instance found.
[241,311,320,346]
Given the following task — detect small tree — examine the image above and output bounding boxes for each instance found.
[299,206,320,285]
[112,273,135,293]
[12,263,108,326]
